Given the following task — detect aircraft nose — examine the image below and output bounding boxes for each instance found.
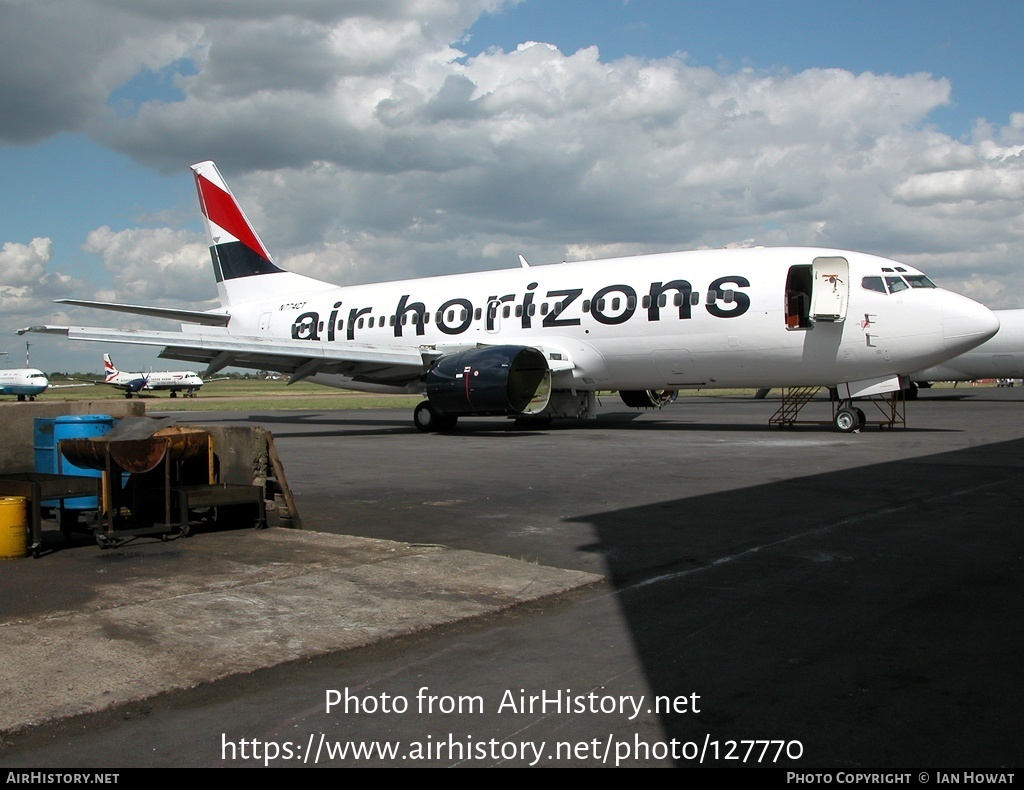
[943,296,1000,355]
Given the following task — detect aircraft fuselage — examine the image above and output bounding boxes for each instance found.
[220,246,992,394]
[21,160,1001,432]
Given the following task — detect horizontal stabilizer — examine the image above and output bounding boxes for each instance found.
[53,299,230,326]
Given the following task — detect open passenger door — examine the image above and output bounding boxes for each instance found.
[809,256,849,322]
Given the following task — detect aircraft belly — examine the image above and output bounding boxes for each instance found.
[600,349,701,388]
[0,386,46,396]
[674,323,879,388]
[307,371,422,395]
[993,354,1022,377]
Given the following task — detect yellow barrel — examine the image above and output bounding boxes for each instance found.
[0,496,28,559]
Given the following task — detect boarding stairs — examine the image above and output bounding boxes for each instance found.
[768,386,823,427]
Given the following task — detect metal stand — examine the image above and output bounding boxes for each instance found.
[768,387,823,427]
[769,387,906,430]
[0,473,101,557]
[62,426,265,548]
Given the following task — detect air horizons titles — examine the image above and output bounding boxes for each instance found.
[327,687,701,721]
[291,276,752,343]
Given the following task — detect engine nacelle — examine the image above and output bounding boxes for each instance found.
[425,346,552,416]
[619,389,678,408]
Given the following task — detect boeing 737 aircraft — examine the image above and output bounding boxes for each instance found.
[101,353,206,398]
[906,308,1024,394]
[19,161,999,432]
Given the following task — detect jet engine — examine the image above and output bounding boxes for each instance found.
[424,346,551,418]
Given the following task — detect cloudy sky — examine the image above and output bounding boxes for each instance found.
[1,0,1022,373]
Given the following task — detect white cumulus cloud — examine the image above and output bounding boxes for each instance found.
[3,0,1024,342]
[82,226,214,304]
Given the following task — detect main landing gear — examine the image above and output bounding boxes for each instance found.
[413,401,458,432]
[834,402,866,433]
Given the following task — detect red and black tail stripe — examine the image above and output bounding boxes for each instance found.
[193,170,285,282]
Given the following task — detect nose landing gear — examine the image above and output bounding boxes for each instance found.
[834,403,866,433]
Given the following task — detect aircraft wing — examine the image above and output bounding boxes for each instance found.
[48,381,97,389]
[18,325,429,387]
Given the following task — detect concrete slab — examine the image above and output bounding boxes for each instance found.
[0,528,599,731]
[1,391,1021,767]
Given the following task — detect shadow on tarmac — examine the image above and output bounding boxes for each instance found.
[189,408,960,440]
[570,436,1024,765]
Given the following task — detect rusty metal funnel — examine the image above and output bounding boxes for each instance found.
[60,426,211,474]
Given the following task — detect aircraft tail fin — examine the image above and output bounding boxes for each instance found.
[103,353,118,383]
[190,161,331,307]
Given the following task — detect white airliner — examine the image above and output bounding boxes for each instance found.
[102,353,206,398]
[19,161,999,432]
[907,308,1024,394]
[0,367,51,401]
[0,364,91,400]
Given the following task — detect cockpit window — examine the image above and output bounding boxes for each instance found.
[904,274,936,288]
[885,276,909,293]
[861,276,886,293]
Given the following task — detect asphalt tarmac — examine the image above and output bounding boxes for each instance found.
[0,388,1021,768]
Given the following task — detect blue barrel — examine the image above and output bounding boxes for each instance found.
[55,415,117,509]
[34,418,57,474]
[34,418,59,506]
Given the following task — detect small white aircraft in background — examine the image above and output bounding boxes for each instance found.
[906,308,1024,395]
[101,353,206,398]
[0,351,94,401]
[0,367,51,401]
[19,160,1000,432]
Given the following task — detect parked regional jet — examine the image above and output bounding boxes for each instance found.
[0,367,51,401]
[18,161,1000,432]
[906,308,1024,395]
[0,362,91,401]
[101,353,205,398]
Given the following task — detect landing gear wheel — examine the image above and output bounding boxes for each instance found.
[855,407,866,430]
[413,401,436,432]
[413,401,459,432]
[835,407,861,433]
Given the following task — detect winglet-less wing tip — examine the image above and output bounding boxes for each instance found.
[16,325,69,335]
